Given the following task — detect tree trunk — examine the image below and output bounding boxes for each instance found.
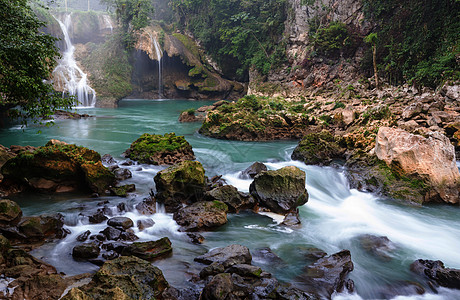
[373,45,379,89]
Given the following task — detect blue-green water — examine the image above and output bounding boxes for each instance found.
[1,100,459,300]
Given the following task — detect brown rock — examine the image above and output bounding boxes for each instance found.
[375,127,460,204]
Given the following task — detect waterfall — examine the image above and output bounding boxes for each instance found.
[53,14,96,107]
[102,15,113,33]
[152,36,163,98]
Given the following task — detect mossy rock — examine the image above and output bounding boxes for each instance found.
[249,166,309,214]
[0,199,22,225]
[345,151,430,204]
[154,160,207,212]
[292,131,345,165]
[1,140,115,194]
[66,256,169,299]
[110,184,136,197]
[124,133,195,165]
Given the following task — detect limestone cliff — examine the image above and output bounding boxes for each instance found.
[251,0,373,96]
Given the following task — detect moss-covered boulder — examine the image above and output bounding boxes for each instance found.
[292,131,345,165]
[62,256,169,300]
[121,237,172,261]
[249,166,308,214]
[154,160,207,212]
[1,140,115,194]
[124,133,195,165]
[173,200,228,232]
[204,185,255,213]
[0,199,22,226]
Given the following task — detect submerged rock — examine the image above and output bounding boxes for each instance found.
[295,250,354,298]
[124,132,195,165]
[154,160,207,212]
[249,166,308,214]
[173,200,228,232]
[358,234,396,260]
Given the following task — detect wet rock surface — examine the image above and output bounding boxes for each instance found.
[173,201,228,232]
[410,259,460,290]
[249,166,308,214]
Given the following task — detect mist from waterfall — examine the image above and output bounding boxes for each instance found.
[53,14,96,108]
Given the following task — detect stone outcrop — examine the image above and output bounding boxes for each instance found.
[375,127,460,204]
[1,140,115,195]
[62,256,170,299]
[249,166,308,214]
[121,237,173,261]
[240,162,268,179]
[291,131,345,165]
[154,160,207,212]
[294,250,354,298]
[195,244,252,268]
[173,200,228,232]
[124,133,195,165]
[410,259,460,290]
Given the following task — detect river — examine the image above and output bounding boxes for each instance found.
[1,99,459,300]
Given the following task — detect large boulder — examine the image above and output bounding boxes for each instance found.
[204,185,255,212]
[62,256,169,299]
[154,160,207,212]
[1,140,115,194]
[195,244,252,268]
[294,250,354,299]
[124,133,195,165]
[410,259,460,289]
[249,166,308,214]
[173,200,228,232]
[240,162,268,179]
[291,131,345,165]
[375,127,460,204]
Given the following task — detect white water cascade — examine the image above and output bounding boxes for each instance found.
[152,36,163,98]
[53,14,96,107]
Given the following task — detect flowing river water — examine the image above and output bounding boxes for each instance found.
[1,99,459,300]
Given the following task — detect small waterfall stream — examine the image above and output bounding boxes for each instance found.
[152,36,163,98]
[53,14,96,107]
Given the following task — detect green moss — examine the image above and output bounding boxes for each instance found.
[172,33,201,59]
[188,65,207,78]
[211,200,228,212]
[125,133,193,164]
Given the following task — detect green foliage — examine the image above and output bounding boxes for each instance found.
[238,95,262,111]
[333,101,345,110]
[0,0,73,126]
[82,33,133,99]
[361,105,391,124]
[313,22,356,57]
[362,0,460,87]
[101,0,154,47]
[169,0,288,81]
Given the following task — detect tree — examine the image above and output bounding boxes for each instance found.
[0,0,73,126]
[364,32,379,89]
[101,0,154,47]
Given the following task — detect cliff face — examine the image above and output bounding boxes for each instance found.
[251,0,373,96]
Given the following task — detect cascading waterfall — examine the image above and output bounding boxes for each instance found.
[152,36,163,98]
[102,15,113,33]
[53,14,96,107]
